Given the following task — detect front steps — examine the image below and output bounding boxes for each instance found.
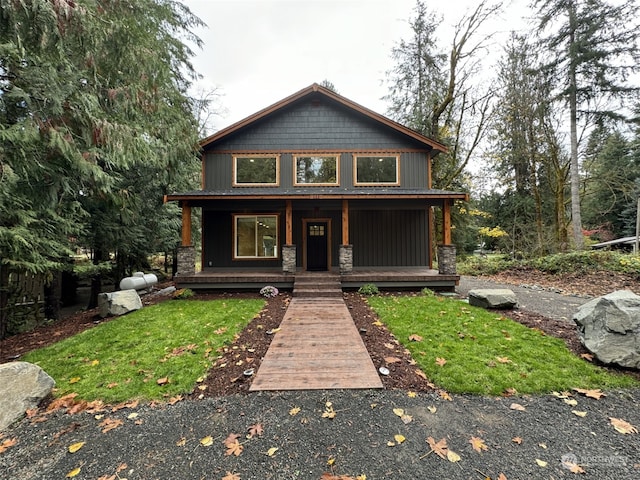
[293,271,342,297]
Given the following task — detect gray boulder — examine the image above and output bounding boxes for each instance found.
[0,362,55,431]
[98,289,142,318]
[573,290,640,369]
[468,289,517,309]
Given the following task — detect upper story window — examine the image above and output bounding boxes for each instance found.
[354,155,400,186]
[294,154,339,186]
[233,155,280,186]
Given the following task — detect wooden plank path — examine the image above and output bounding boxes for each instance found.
[249,297,383,391]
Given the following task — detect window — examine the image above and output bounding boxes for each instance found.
[354,155,400,185]
[294,155,339,185]
[234,215,278,259]
[233,155,279,186]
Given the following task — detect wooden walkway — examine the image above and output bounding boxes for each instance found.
[249,297,383,391]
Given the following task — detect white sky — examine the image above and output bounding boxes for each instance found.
[182,0,532,132]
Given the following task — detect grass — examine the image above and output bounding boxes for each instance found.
[367,294,638,395]
[23,298,264,403]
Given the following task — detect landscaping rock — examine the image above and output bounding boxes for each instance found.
[573,290,640,369]
[0,362,55,431]
[98,289,142,318]
[468,289,517,309]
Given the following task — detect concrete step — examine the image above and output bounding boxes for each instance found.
[293,287,343,298]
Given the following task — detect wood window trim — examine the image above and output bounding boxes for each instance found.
[232,154,281,187]
[293,153,340,187]
[232,213,280,260]
[353,154,401,186]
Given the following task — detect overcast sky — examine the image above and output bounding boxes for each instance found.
[183,0,532,132]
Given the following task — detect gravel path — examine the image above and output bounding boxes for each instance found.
[457,276,590,322]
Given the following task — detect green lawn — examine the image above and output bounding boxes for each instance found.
[23,298,264,403]
[367,294,638,395]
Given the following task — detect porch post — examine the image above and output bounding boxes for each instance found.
[438,200,456,275]
[177,201,195,276]
[282,200,296,273]
[340,200,353,274]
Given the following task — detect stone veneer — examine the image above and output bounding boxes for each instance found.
[176,246,196,276]
[282,245,297,273]
[437,244,457,275]
[339,244,353,274]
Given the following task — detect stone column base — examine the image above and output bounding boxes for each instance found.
[282,245,297,273]
[339,245,353,274]
[437,244,457,275]
[176,246,196,276]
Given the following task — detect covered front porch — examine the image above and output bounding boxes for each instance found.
[172,266,460,292]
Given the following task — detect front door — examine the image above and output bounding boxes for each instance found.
[306,222,328,271]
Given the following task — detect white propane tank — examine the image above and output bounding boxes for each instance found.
[119,272,158,291]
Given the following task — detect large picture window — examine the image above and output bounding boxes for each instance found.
[354,155,400,185]
[233,155,279,186]
[294,154,339,186]
[234,215,279,259]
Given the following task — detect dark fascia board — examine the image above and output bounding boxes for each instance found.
[198,83,449,154]
[165,191,469,202]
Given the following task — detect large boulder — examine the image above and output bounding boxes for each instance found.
[468,289,517,309]
[573,290,640,369]
[98,289,142,318]
[0,362,55,431]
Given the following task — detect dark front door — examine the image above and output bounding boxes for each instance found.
[306,222,328,271]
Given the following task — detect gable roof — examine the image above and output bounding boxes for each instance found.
[199,83,448,154]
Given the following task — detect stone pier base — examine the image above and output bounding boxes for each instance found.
[282,245,297,273]
[176,246,196,276]
[339,245,353,274]
[437,244,457,275]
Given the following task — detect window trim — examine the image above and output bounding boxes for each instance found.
[232,154,280,187]
[353,154,401,186]
[232,214,280,260]
[293,153,340,186]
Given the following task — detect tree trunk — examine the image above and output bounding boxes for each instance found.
[0,265,9,340]
[567,3,584,249]
[87,248,106,309]
[44,270,62,321]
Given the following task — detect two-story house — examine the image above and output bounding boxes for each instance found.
[165,83,468,291]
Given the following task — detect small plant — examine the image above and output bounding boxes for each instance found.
[421,287,436,297]
[173,288,194,300]
[358,283,379,295]
[260,285,279,298]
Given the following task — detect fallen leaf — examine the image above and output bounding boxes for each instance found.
[438,390,452,401]
[248,423,263,437]
[394,434,406,444]
[573,388,606,400]
[562,459,586,473]
[266,447,278,457]
[66,467,82,478]
[536,458,548,467]
[408,334,423,342]
[572,410,588,417]
[69,377,81,384]
[176,437,187,447]
[387,440,396,447]
[225,439,243,456]
[0,438,18,453]
[564,398,578,407]
[415,369,427,380]
[289,406,301,416]
[393,408,404,417]
[327,456,335,466]
[510,403,526,411]
[68,442,85,453]
[407,391,417,398]
[200,436,214,447]
[469,436,488,453]
[496,356,512,364]
[426,436,448,459]
[214,327,228,335]
[99,418,123,433]
[447,450,461,462]
[498,474,508,480]
[372,320,383,326]
[610,417,638,434]
[322,402,336,419]
[384,356,401,364]
[221,472,241,480]
[435,357,447,367]
[156,377,169,386]
[512,437,523,444]
[580,353,594,361]
[427,406,437,414]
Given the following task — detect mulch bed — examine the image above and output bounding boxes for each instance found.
[2,279,639,397]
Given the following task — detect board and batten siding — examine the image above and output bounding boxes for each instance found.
[350,209,429,267]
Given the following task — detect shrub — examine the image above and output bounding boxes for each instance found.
[173,288,194,300]
[421,287,436,297]
[358,283,379,295]
[260,285,279,298]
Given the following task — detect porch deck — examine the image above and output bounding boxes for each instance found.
[174,267,459,291]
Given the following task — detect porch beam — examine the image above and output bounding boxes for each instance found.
[286,200,293,245]
[181,202,192,246]
[342,199,349,244]
[443,200,452,245]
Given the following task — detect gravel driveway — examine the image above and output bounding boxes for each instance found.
[457,275,590,322]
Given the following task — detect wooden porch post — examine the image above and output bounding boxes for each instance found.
[442,200,452,245]
[181,202,192,246]
[342,199,349,244]
[286,200,293,245]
